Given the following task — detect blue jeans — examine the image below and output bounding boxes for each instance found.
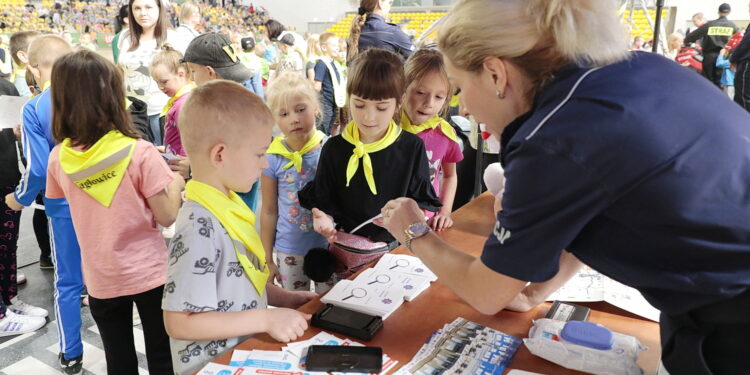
[241,72,265,100]
[319,97,336,135]
[148,115,162,146]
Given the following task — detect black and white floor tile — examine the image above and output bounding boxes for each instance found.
[0,264,150,375]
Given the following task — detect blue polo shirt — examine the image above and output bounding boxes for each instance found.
[358,14,414,60]
[482,51,750,315]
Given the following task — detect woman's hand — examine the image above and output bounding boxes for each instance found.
[375,198,427,244]
[312,208,336,242]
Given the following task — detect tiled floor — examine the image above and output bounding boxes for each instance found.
[0,264,151,375]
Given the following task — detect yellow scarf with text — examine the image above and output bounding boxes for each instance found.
[59,130,136,207]
[341,121,401,195]
[160,82,195,117]
[185,180,269,296]
[400,111,459,144]
[266,130,325,172]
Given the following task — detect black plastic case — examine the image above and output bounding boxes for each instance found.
[305,345,383,373]
[311,304,383,341]
[545,300,591,321]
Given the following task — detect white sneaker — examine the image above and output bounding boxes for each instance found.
[9,297,49,318]
[17,273,26,285]
[0,310,46,337]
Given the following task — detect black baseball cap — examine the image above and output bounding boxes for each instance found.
[240,36,255,51]
[182,33,252,83]
[719,3,731,13]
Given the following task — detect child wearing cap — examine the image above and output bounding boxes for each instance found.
[162,80,315,375]
[182,32,261,212]
[238,36,264,99]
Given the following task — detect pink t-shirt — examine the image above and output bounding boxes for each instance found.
[415,128,464,218]
[46,139,175,299]
[163,93,190,157]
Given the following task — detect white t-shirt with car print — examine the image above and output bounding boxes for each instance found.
[162,201,268,375]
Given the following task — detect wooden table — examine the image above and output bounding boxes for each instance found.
[214,193,662,375]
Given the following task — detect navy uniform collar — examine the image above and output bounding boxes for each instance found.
[499,61,601,166]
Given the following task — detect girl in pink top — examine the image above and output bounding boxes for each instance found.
[45,50,185,374]
[150,45,193,156]
[399,49,464,231]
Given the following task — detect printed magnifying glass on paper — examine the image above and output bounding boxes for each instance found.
[389,259,410,270]
[367,274,391,285]
[342,287,367,301]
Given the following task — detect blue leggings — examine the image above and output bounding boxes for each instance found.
[49,217,84,360]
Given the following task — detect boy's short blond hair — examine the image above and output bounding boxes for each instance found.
[180,80,273,158]
[28,35,72,69]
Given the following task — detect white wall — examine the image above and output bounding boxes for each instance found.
[246,0,356,32]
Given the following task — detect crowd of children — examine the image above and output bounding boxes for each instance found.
[0,3,471,373]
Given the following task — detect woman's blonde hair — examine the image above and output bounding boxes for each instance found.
[266,71,321,117]
[438,0,629,92]
[404,49,453,115]
[150,44,188,74]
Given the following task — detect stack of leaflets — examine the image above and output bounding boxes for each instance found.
[321,254,438,319]
[320,279,405,319]
[546,266,660,322]
[394,318,522,375]
[196,332,398,375]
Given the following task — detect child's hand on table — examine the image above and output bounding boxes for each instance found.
[429,213,453,231]
[263,308,311,342]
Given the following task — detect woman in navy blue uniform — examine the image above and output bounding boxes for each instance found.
[378,1,750,374]
[347,0,414,62]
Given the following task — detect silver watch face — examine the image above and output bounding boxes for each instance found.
[408,222,431,236]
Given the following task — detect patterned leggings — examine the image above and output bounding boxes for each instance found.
[276,249,337,294]
[0,185,21,306]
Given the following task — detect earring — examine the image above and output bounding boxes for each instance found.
[496,89,505,99]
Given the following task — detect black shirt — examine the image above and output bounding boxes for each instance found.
[0,79,20,186]
[685,16,738,54]
[299,131,441,243]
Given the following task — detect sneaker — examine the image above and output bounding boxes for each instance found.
[39,257,54,270]
[0,310,46,337]
[9,297,49,318]
[17,273,26,285]
[58,353,83,375]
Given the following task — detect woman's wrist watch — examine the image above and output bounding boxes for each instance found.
[404,222,432,253]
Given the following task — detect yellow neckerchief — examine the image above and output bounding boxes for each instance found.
[340,120,401,195]
[266,130,325,172]
[400,110,459,144]
[10,66,25,83]
[450,94,460,107]
[185,180,269,296]
[160,82,195,117]
[59,130,136,207]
